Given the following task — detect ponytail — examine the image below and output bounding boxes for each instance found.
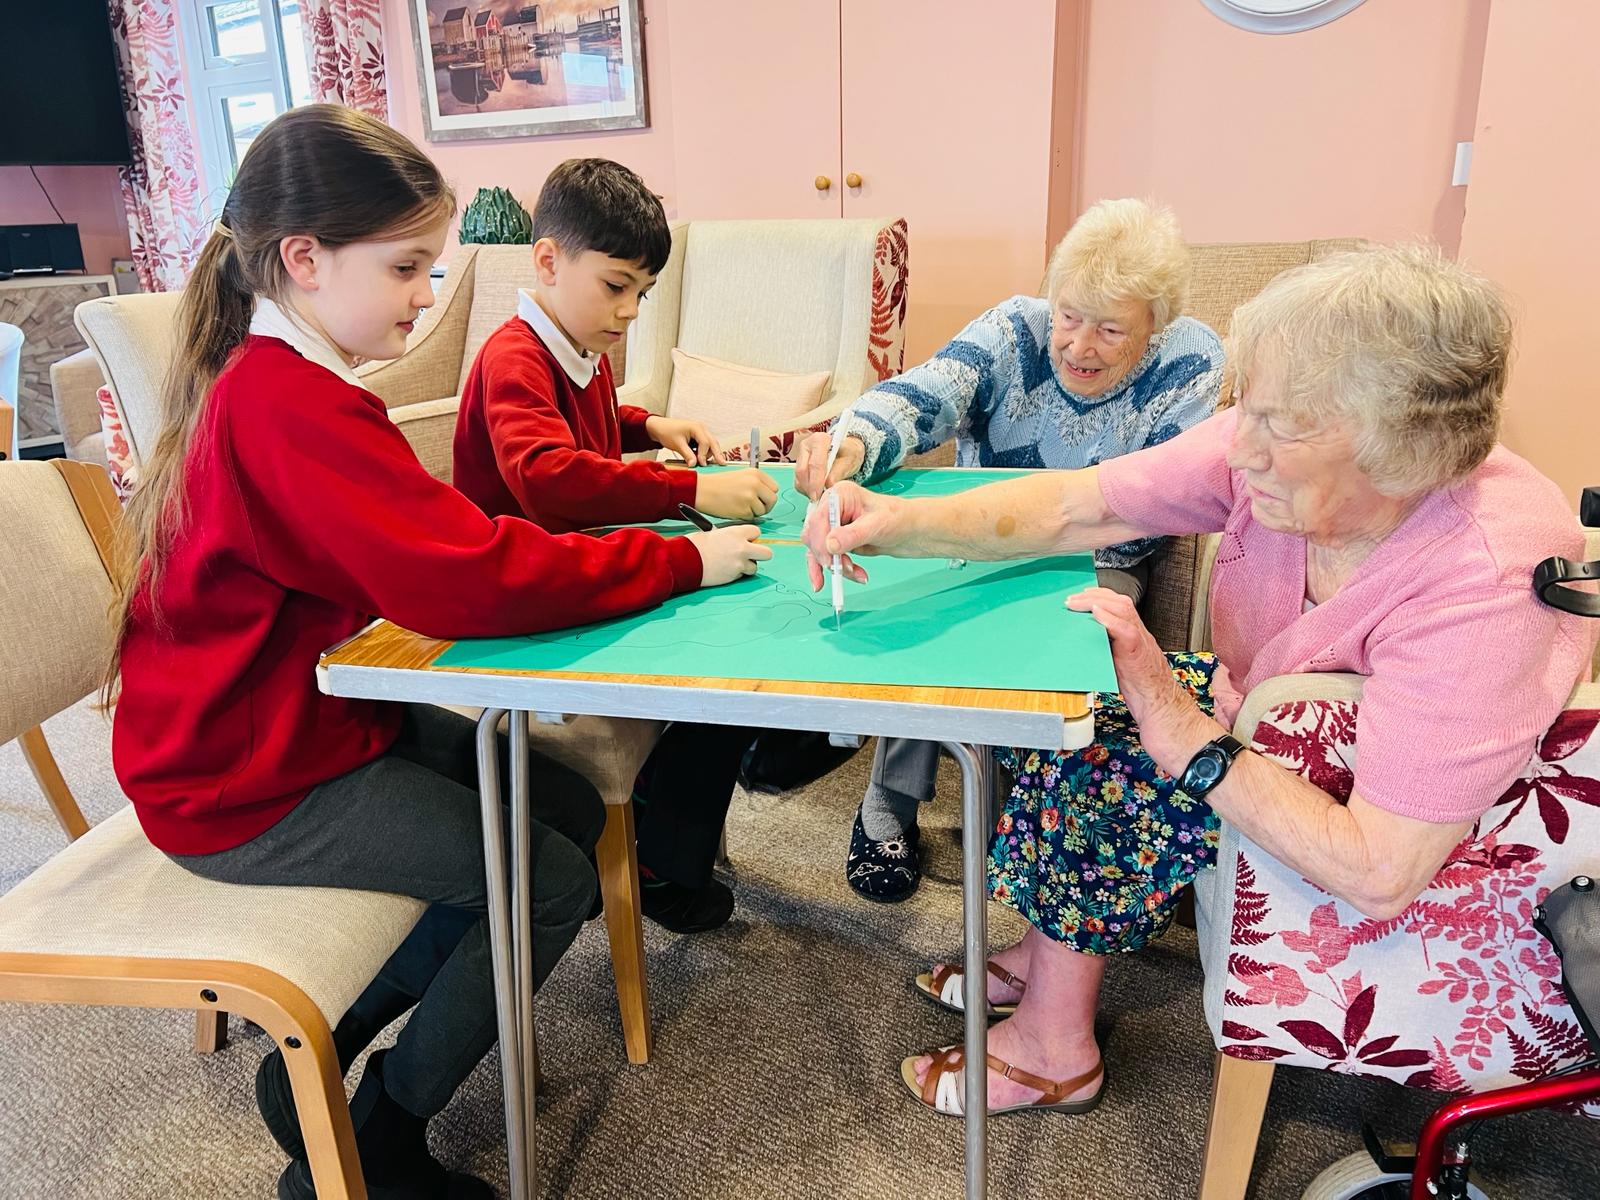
[102,105,455,702]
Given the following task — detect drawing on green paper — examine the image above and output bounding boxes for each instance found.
[438,467,1118,694]
[598,464,1034,541]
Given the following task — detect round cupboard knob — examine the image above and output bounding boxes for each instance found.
[814,175,831,191]
[845,172,863,188]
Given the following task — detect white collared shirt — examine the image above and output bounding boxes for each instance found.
[247,297,366,391]
[516,288,595,388]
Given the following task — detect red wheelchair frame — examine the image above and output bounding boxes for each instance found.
[1408,1065,1600,1199]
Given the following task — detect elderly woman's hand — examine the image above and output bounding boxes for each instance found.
[794,431,867,501]
[801,480,902,591]
[1066,587,1215,772]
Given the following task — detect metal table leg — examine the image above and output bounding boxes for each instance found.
[508,710,539,1189]
[941,740,991,1200]
[476,708,530,1198]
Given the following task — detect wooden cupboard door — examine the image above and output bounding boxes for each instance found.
[840,0,1061,364]
[669,1,843,219]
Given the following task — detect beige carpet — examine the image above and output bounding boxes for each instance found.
[2,699,1597,1199]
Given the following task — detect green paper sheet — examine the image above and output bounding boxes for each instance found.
[437,466,1118,694]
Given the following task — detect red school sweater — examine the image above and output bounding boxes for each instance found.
[451,316,699,532]
[113,336,702,855]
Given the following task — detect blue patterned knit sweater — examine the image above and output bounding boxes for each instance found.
[844,296,1224,568]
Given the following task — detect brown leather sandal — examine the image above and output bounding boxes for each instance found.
[913,961,1028,1018]
[898,1045,1106,1117]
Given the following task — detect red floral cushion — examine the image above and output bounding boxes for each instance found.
[869,219,910,383]
[1197,698,1599,1116]
[96,385,135,502]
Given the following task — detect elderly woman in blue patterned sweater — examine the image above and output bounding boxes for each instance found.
[794,197,1224,901]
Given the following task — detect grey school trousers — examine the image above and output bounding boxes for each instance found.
[867,563,1150,804]
[170,704,603,1118]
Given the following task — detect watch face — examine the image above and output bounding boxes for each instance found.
[1191,755,1224,786]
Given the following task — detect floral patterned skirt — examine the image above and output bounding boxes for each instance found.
[990,652,1221,955]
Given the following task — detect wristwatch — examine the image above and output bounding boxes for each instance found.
[1178,734,1246,799]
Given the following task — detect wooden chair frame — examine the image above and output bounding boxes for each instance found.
[2,459,362,1190]
[0,952,364,1198]
[595,798,651,1062]
[7,461,228,1053]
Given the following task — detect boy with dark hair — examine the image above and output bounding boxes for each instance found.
[453,158,774,932]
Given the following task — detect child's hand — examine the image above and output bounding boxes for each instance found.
[696,469,779,520]
[687,525,774,586]
[646,415,726,465]
[794,432,866,500]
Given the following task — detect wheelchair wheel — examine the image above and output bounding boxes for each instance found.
[1302,1151,1491,1200]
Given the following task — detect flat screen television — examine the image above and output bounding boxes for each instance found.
[0,2,134,166]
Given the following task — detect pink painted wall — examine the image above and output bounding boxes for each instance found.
[379,0,681,257]
[1060,0,1491,253]
[1458,1,1599,508]
[0,166,130,276]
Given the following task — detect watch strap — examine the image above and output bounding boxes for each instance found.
[1534,556,1600,618]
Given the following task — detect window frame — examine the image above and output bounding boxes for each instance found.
[180,0,309,213]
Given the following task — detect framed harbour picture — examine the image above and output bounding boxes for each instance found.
[408,1,648,142]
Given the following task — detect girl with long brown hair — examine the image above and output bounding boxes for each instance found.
[107,104,768,1199]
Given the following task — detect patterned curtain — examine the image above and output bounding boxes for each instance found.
[299,0,389,119]
[106,0,207,293]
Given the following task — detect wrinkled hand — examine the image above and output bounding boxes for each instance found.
[794,431,866,500]
[647,415,726,466]
[801,481,900,590]
[1065,587,1211,771]
[687,524,773,586]
[695,468,779,520]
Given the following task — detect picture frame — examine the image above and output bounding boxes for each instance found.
[408,1,649,143]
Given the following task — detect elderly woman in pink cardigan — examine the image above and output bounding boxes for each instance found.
[803,245,1598,1117]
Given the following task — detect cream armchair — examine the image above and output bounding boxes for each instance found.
[617,216,910,459]
[72,291,464,481]
[48,348,109,466]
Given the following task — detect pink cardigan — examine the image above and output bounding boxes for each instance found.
[1099,408,1597,823]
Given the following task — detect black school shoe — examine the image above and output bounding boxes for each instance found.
[276,1050,490,1200]
[640,875,735,934]
[257,1047,307,1160]
[845,810,921,902]
[738,729,864,795]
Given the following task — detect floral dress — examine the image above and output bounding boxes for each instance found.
[990,652,1221,954]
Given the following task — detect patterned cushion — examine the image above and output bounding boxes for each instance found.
[720,418,835,465]
[869,219,910,382]
[96,385,135,501]
[1197,690,1600,1116]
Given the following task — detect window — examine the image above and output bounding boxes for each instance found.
[181,1,316,214]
